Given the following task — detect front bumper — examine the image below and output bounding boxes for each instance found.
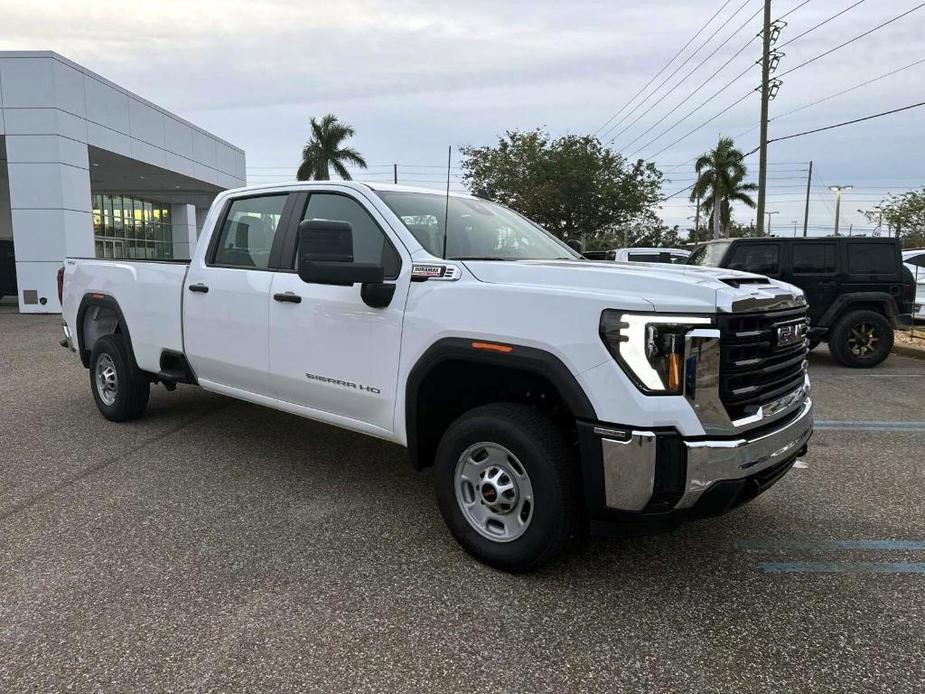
[577,397,813,528]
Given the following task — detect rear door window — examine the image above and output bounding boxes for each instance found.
[212,194,288,269]
[792,243,836,274]
[728,243,780,276]
[847,243,896,276]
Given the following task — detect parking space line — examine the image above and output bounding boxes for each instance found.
[814,420,925,432]
[738,539,925,552]
[762,562,925,574]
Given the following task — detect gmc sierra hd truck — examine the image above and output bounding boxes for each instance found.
[60,182,813,571]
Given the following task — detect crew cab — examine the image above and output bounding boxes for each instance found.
[60,182,814,571]
[689,237,917,367]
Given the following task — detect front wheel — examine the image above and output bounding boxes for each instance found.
[434,403,579,572]
[827,310,894,368]
[89,334,150,421]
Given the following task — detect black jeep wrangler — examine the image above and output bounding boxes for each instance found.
[688,237,917,368]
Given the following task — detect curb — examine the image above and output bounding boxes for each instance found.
[892,339,925,361]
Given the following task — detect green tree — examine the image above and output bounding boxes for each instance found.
[863,189,925,247]
[296,114,367,181]
[460,129,664,250]
[689,137,756,239]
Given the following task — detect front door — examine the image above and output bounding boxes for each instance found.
[268,190,409,435]
[183,193,291,397]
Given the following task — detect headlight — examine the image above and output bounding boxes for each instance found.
[599,311,712,395]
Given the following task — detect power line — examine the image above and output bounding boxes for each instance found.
[609,2,763,148]
[734,56,925,139]
[768,100,925,144]
[594,0,738,136]
[778,0,868,49]
[600,0,755,141]
[617,11,763,152]
[779,3,925,78]
[649,90,756,160]
[778,0,814,21]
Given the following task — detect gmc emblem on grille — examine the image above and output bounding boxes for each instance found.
[777,323,804,348]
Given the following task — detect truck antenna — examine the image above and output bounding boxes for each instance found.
[442,145,451,259]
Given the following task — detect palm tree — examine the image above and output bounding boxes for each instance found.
[689,137,757,239]
[296,114,367,181]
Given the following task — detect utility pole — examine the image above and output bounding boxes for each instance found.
[393,163,398,184]
[755,0,772,236]
[802,160,813,237]
[830,185,852,236]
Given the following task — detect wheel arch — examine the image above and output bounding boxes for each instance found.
[405,338,596,470]
[818,292,899,331]
[76,293,139,370]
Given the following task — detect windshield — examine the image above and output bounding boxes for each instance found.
[688,242,731,267]
[375,191,582,261]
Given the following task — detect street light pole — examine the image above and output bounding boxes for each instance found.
[830,185,852,236]
[766,210,779,236]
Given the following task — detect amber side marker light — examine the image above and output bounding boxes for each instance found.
[471,341,514,354]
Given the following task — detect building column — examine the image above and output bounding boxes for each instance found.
[7,134,93,313]
[171,203,198,260]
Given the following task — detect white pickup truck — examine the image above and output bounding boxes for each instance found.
[60,182,813,571]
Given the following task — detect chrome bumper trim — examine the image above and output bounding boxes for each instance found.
[601,432,657,511]
[676,397,813,509]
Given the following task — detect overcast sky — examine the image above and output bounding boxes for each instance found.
[2,0,923,236]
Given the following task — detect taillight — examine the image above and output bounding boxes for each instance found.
[57,266,64,305]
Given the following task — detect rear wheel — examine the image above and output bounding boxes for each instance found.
[828,310,893,368]
[434,403,579,572]
[89,334,150,421]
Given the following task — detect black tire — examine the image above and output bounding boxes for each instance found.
[434,403,579,572]
[89,334,150,421]
[827,310,894,368]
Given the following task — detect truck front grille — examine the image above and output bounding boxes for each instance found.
[717,307,809,421]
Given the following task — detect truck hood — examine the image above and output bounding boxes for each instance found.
[461,259,805,313]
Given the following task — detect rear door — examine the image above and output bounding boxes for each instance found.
[183,192,295,397]
[785,241,839,325]
[267,189,410,435]
[843,241,904,302]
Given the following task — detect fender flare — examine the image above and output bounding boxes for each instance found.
[404,337,597,468]
[817,292,898,329]
[75,293,139,370]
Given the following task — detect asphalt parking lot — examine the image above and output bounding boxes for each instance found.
[1,301,924,693]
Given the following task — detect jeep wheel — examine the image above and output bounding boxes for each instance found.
[434,403,579,572]
[89,334,150,421]
[828,310,893,368]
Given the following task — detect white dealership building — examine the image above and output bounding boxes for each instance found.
[0,51,247,313]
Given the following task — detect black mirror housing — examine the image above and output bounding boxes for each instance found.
[297,219,385,286]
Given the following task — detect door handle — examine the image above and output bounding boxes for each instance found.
[188,283,209,293]
[273,292,302,304]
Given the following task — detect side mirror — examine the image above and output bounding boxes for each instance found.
[297,219,384,286]
[565,239,584,254]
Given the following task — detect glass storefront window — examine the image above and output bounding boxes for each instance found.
[92,194,175,260]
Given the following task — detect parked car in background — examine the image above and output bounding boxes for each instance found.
[902,249,925,320]
[0,240,17,301]
[59,182,813,571]
[689,237,917,367]
[583,247,691,264]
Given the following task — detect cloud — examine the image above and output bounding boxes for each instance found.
[1,0,922,233]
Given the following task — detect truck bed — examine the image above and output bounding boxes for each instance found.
[62,258,190,373]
